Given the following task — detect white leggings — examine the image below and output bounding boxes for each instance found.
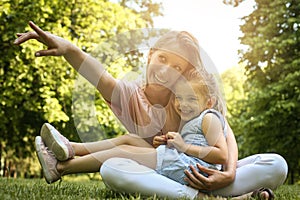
[100,153,288,199]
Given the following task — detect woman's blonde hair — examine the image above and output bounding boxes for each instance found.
[152,31,204,70]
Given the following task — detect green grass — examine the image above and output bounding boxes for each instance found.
[0,177,299,200]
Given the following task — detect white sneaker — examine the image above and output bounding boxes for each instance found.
[40,123,75,161]
[35,136,61,184]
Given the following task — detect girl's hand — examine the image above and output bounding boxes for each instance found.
[153,135,167,148]
[165,132,186,152]
[14,21,73,57]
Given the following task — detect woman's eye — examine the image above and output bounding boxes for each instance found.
[158,55,166,63]
[174,65,182,71]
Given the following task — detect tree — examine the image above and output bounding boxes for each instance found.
[0,0,162,177]
[239,0,300,183]
[223,0,245,7]
[221,65,247,153]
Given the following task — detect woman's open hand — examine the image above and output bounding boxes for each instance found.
[14,21,72,57]
[184,163,234,191]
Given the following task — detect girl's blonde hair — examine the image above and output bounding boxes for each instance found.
[152,31,204,70]
[183,69,226,116]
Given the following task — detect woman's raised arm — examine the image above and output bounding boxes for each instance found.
[14,21,117,102]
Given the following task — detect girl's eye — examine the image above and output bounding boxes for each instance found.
[175,96,182,101]
[189,98,198,102]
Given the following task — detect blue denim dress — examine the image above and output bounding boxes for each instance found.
[155,109,227,185]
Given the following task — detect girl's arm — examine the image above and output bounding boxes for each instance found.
[183,113,228,164]
[14,21,117,102]
[184,120,238,191]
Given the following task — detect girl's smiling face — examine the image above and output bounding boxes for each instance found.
[146,49,190,90]
[174,81,209,122]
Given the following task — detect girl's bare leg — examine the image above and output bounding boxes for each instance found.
[71,134,152,156]
[57,144,157,175]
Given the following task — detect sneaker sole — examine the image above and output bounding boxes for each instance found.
[40,123,69,161]
[35,136,56,184]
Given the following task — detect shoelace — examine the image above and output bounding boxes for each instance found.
[44,146,56,157]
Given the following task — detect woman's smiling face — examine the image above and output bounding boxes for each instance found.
[146,49,190,90]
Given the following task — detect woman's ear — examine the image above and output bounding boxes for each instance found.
[147,48,154,64]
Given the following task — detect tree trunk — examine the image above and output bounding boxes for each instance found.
[3,158,7,177]
[290,169,294,184]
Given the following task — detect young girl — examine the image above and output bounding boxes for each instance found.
[152,70,228,186]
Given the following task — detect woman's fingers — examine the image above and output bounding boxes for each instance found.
[14,31,39,45]
[14,21,48,45]
[184,176,205,190]
[35,49,59,57]
[196,163,214,176]
[28,21,47,39]
[184,166,206,190]
[195,164,221,190]
[184,178,202,189]
[190,164,207,181]
[184,164,219,191]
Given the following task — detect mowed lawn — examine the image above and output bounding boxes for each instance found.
[0,177,299,200]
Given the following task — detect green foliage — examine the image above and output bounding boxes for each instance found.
[221,65,247,150]
[0,0,162,177]
[238,0,300,183]
[117,0,163,26]
[223,0,245,7]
